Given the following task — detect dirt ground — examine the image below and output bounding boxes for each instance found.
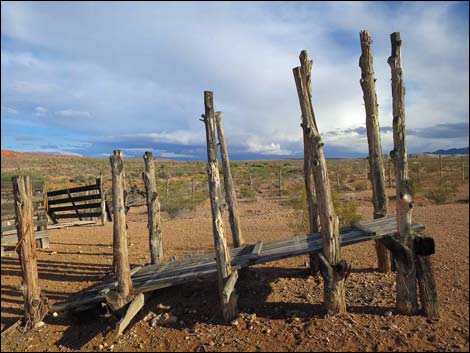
[1,184,469,352]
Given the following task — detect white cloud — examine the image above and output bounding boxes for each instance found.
[56,109,91,117]
[1,105,18,114]
[33,106,47,116]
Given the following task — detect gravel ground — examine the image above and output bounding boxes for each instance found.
[1,184,468,352]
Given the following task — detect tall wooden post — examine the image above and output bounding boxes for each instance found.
[215,111,244,248]
[142,151,163,265]
[388,32,418,314]
[12,176,48,328]
[359,30,390,273]
[110,150,133,302]
[99,173,107,225]
[293,50,346,315]
[203,92,237,322]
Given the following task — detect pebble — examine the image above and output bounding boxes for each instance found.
[385,310,393,316]
[157,304,171,310]
[35,321,45,329]
[52,312,59,317]
[98,344,104,350]
[231,319,239,326]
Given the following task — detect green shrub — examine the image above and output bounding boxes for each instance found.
[425,182,457,204]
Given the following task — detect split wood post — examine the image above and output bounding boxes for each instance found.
[439,155,443,184]
[299,113,321,275]
[110,150,133,304]
[99,173,107,225]
[359,30,391,273]
[202,91,237,322]
[293,50,346,315]
[12,175,48,328]
[336,170,340,193]
[215,111,244,248]
[388,32,418,314]
[142,151,163,265]
[415,240,440,319]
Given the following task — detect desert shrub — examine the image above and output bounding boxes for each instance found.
[239,186,256,200]
[1,171,45,183]
[287,187,362,235]
[425,182,457,204]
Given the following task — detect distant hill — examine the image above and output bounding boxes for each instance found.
[1,149,82,159]
[428,147,469,155]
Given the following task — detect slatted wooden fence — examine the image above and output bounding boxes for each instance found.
[1,180,49,255]
[47,178,111,223]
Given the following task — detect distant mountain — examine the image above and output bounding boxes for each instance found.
[429,147,469,155]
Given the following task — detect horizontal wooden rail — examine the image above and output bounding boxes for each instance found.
[53,212,102,219]
[47,184,100,197]
[48,202,101,213]
[1,218,48,233]
[48,194,101,205]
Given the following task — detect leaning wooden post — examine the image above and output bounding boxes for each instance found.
[142,151,163,264]
[109,150,133,306]
[12,175,48,328]
[359,30,391,273]
[99,173,107,225]
[293,50,347,315]
[388,32,418,314]
[298,105,321,275]
[215,111,244,248]
[203,91,237,322]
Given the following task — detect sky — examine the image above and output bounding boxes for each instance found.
[1,1,469,160]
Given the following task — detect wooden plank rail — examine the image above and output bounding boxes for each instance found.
[47,183,100,197]
[48,194,101,205]
[48,202,102,213]
[51,217,424,313]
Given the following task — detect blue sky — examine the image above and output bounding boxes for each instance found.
[1,1,469,159]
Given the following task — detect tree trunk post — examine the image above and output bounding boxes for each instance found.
[293,50,346,315]
[12,175,48,328]
[359,30,391,273]
[202,91,237,322]
[388,32,418,314]
[142,151,163,265]
[215,111,244,248]
[110,150,133,302]
[99,173,107,225]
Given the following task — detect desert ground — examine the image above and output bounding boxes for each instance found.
[1,152,469,352]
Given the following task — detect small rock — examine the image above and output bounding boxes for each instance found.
[52,312,59,317]
[231,319,239,326]
[157,304,171,310]
[209,341,215,347]
[109,344,114,351]
[385,310,393,317]
[35,321,45,329]
[98,344,104,350]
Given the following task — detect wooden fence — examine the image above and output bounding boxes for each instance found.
[47,178,111,223]
[1,180,49,255]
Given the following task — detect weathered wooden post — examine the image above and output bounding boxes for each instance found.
[365,159,369,190]
[12,175,48,328]
[142,151,163,265]
[336,170,340,193]
[297,102,321,275]
[99,172,107,225]
[388,32,418,314]
[215,111,244,248]
[293,50,347,315]
[359,30,391,273]
[109,150,133,308]
[203,91,238,322]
